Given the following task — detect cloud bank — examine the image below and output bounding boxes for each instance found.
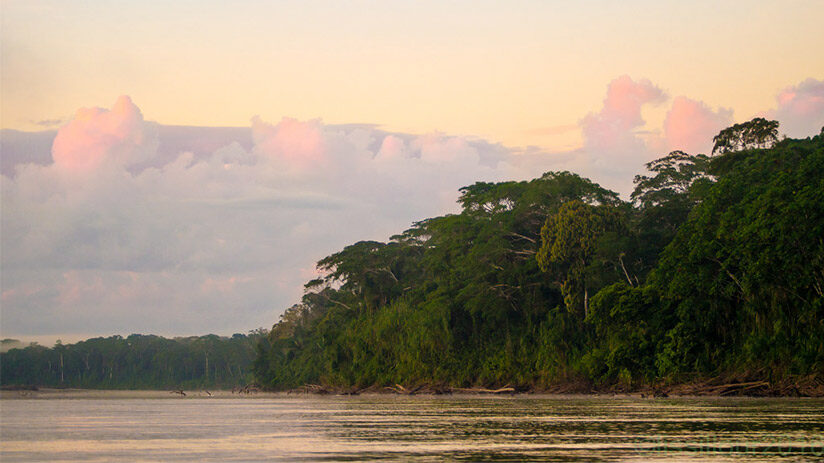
[663,96,733,155]
[51,96,157,172]
[3,77,822,338]
[2,98,518,337]
[767,78,824,138]
[576,76,667,192]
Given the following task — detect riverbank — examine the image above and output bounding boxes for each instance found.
[260,370,823,397]
[5,374,822,400]
[281,377,824,398]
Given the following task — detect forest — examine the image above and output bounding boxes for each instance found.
[2,120,821,395]
[253,119,824,395]
[1,332,263,389]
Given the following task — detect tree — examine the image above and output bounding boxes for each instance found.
[1,333,263,389]
[315,241,404,312]
[629,151,714,278]
[251,132,824,392]
[537,200,621,317]
[712,118,779,155]
[631,150,711,209]
[653,135,824,374]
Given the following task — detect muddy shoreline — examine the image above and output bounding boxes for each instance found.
[280,377,824,398]
[3,376,823,400]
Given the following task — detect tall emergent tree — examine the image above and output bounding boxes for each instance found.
[630,150,712,277]
[536,200,621,317]
[712,117,779,154]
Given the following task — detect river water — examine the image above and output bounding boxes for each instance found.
[1,392,822,462]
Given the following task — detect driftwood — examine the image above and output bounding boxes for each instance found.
[384,384,423,395]
[233,384,262,394]
[288,384,331,395]
[716,381,770,396]
[420,385,453,395]
[246,375,822,397]
[690,380,769,396]
[663,377,774,397]
[338,387,362,396]
[287,384,367,395]
[305,384,330,394]
[452,386,516,394]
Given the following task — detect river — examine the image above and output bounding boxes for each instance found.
[1,391,822,462]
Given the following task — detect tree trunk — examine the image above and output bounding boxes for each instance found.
[619,254,633,286]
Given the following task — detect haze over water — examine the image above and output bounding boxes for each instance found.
[2,394,823,462]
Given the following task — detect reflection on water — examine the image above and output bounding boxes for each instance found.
[1,394,823,462]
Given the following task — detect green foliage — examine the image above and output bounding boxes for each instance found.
[1,333,264,389]
[537,200,624,316]
[253,124,824,391]
[253,171,618,389]
[712,117,779,155]
[584,283,664,383]
[632,150,711,209]
[653,134,824,376]
[630,150,713,282]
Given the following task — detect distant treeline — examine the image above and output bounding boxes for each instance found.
[253,119,824,392]
[1,332,265,389]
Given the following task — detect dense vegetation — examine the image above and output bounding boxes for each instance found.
[254,121,824,392]
[0,333,264,389]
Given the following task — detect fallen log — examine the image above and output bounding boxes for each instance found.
[421,385,453,395]
[303,384,330,394]
[453,386,516,394]
[717,381,770,396]
[385,384,422,395]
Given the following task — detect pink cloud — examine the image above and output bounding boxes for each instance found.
[414,134,479,164]
[51,96,152,172]
[581,75,666,151]
[663,96,733,154]
[375,135,407,161]
[573,76,667,193]
[767,78,824,138]
[252,116,325,167]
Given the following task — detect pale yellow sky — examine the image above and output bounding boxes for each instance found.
[2,0,823,151]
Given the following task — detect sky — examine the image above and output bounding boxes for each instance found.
[1,0,823,344]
